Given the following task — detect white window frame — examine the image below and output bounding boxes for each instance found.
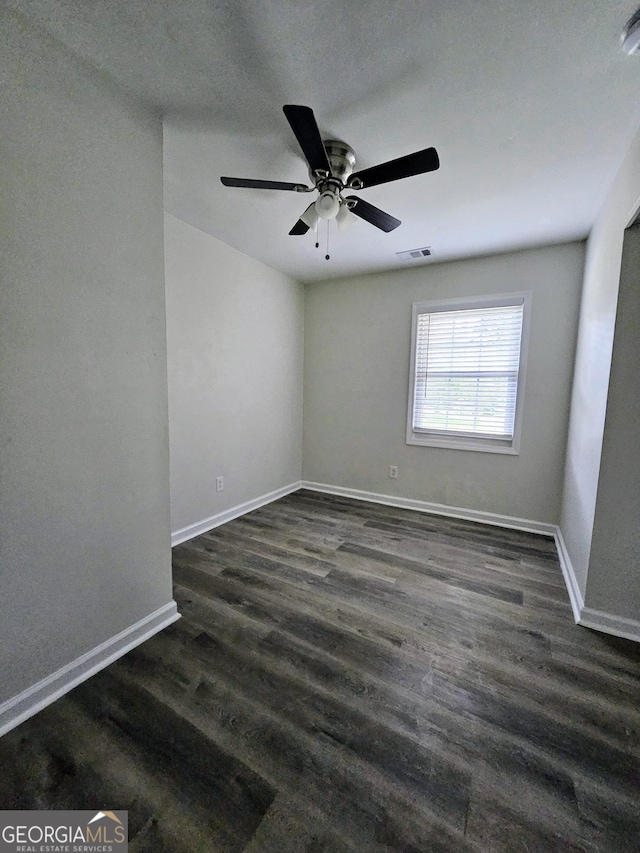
[406,291,532,454]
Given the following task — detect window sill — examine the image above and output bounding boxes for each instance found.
[406,432,520,454]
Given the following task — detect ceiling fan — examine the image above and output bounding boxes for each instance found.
[220,105,440,239]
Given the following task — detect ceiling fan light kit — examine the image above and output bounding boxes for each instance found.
[220,104,440,252]
[315,189,341,220]
[336,203,358,232]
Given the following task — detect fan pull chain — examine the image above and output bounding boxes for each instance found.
[325,220,330,260]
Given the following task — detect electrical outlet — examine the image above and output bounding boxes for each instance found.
[216,476,224,492]
[389,466,398,479]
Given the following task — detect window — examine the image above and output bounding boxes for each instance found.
[406,292,531,453]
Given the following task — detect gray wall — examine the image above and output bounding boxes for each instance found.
[560,126,640,598]
[0,11,172,703]
[587,225,640,620]
[164,215,304,536]
[303,243,584,524]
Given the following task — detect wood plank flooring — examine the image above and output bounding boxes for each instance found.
[1,490,639,851]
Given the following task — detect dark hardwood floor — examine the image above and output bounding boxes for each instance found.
[1,490,639,852]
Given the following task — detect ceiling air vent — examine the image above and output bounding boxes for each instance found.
[396,246,432,261]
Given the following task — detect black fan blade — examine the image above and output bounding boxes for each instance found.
[283,105,331,175]
[345,196,401,232]
[289,219,310,236]
[350,147,439,189]
[289,203,315,235]
[221,176,308,191]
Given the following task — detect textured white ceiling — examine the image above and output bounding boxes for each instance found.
[11,0,640,281]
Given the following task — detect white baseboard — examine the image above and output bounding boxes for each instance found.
[554,528,584,623]
[550,529,640,642]
[0,601,180,738]
[578,607,640,643]
[171,481,302,546]
[300,481,557,536]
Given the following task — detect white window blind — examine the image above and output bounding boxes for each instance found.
[412,303,524,440]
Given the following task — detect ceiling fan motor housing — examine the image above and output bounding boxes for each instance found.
[311,140,357,219]
[309,139,356,183]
